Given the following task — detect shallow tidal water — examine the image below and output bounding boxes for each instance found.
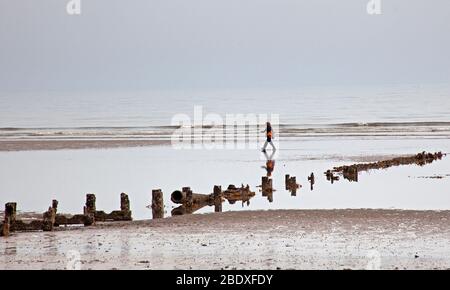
[0,137,449,220]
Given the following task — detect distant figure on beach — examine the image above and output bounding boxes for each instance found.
[262,150,276,177]
[261,122,276,152]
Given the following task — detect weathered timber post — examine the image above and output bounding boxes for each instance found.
[308,173,315,191]
[290,176,297,196]
[267,189,273,203]
[42,199,58,231]
[6,202,16,233]
[262,176,273,195]
[263,177,274,202]
[42,207,56,231]
[6,202,16,225]
[85,194,96,215]
[290,176,296,186]
[1,217,10,237]
[52,200,58,213]
[83,194,96,226]
[120,193,130,212]
[120,193,132,220]
[213,185,222,213]
[1,203,15,237]
[262,176,269,195]
[151,189,164,219]
[285,175,290,190]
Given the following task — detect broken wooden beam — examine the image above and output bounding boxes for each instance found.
[171,184,256,216]
[95,193,132,222]
[54,197,92,226]
[331,151,445,181]
[1,202,44,234]
[222,184,255,206]
[54,214,90,227]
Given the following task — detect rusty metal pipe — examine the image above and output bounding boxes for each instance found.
[171,190,213,205]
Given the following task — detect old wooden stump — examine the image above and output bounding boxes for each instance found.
[42,199,58,231]
[213,185,222,213]
[83,194,96,226]
[152,189,164,219]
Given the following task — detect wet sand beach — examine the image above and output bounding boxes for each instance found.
[1,209,450,270]
[1,139,450,219]
[0,140,169,152]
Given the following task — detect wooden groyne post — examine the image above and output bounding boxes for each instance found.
[42,199,58,231]
[262,176,273,195]
[152,189,164,219]
[1,202,16,237]
[308,173,315,191]
[1,219,9,237]
[213,185,222,213]
[52,200,58,212]
[83,194,96,226]
[6,202,16,224]
[184,187,193,214]
[119,192,132,220]
[285,174,301,195]
[121,193,130,212]
[261,176,274,203]
[290,176,298,196]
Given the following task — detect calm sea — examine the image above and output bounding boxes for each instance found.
[1,84,450,141]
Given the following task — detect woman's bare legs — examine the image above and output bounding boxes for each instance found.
[262,141,276,151]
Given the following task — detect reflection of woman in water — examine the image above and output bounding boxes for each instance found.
[262,150,276,177]
[261,122,276,152]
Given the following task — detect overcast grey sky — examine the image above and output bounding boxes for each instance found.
[0,0,449,92]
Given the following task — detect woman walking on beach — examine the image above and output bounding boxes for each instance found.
[261,122,276,152]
